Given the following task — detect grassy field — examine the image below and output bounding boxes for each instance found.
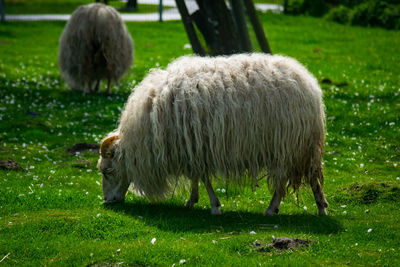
[0,11,400,266]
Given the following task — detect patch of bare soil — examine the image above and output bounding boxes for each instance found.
[67,143,100,155]
[337,182,400,204]
[320,77,349,87]
[253,237,311,253]
[71,159,93,169]
[0,158,23,171]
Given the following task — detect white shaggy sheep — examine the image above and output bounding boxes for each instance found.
[97,53,329,216]
[58,3,134,94]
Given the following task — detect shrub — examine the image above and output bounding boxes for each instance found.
[325,5,352,24]
[351,0,400,29]
[285,0,329,17]
[285,0,400,30]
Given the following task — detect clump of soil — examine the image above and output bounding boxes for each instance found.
[25,110,41,118]
[71,159,93,169]
[67,143,100,155]
[253,237,311,253]
[270,237,310,250]
[335,182,400,204]
[321,77,333,84]
[0,158,23,171]
[320,77,349,87]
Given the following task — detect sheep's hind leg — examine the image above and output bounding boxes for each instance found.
[106,78,111,95]
[83,77,91,95]
[310,177,328,215]
[265,190,283,216]
[93,79,100,92]
[185,178,199,208]
[201,177,221,215]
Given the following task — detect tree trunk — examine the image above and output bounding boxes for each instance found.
[176,0,271,56]
[230,0,252,52]
[193,0,240,55]
[175,0,205,55]
[126,0,137,10]
[1,0,5,23]
[243,0,272,54]
[283,0,289,14]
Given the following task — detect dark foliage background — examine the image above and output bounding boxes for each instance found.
[285,0,400,29]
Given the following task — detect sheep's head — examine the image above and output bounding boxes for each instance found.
[97,135,129,203]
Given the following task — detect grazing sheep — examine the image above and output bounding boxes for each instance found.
[97,53,329,216]
[58,3,134,94]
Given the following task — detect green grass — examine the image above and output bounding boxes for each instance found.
[4,0,172,14]
[1,12,400,266]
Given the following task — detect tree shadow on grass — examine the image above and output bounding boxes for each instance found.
[104,201,342,235]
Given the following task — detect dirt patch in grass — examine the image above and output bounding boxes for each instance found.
[335,182,400,204]
[0,158,23,171]
[252,237,311,253]
[320,77,349,87]
[71,159,93,169]
[67,143,100,155]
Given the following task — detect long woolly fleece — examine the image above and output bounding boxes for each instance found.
[58,3,133,90]
[114,53,326,200]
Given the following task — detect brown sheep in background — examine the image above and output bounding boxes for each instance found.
[58,3,134,94]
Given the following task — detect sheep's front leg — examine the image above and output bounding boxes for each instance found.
[264,190,283,216]
[201,177,221,215]
[84,77,91,95]
[310,177,328,215]
[185,178,199,208]
[106,78,111,95]
[93,79,100,92]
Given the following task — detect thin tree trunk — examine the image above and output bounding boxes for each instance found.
[176,0,271,56]
[175,0,206,55]
[283,0,289,14]
[159,0,163,22]
[230,0,252,52]
[1,0,5,23]
[194,0,240,55]
[126,0,137,10]
[243,0,272,54]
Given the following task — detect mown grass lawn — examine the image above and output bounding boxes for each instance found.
[0,11,399,266]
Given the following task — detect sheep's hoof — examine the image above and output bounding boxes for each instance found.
[318,207,327,216]
[264,208,279,216]
[211,207,222,215]
[184,200,195,209]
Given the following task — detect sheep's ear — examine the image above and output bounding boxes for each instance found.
[100,135,120,158]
